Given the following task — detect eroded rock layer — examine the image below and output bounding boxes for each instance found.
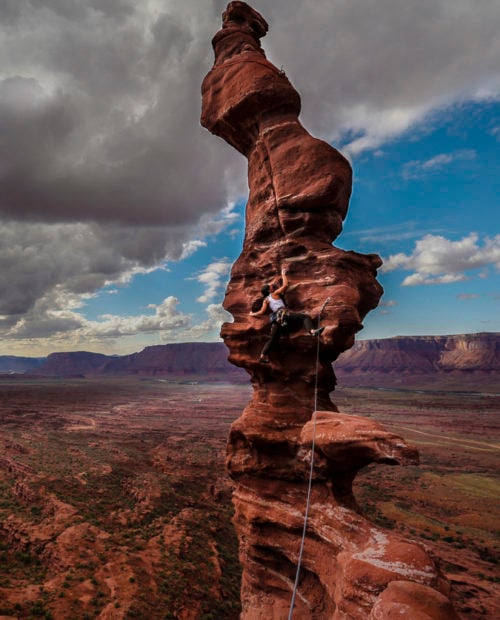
[201,3,459,618]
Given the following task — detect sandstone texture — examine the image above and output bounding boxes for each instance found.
[201,3,460,618]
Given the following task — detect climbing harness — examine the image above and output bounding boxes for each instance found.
[288,297,330,620]
[272,307,289,327]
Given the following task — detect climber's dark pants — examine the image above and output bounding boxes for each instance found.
[261,312,314,356]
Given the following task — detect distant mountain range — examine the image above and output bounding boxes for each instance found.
[0,355,46,374]
[1,333,498,384]
[0,343,245,380]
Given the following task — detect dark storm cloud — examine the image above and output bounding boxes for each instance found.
[259,0,500,149]
[0,222,109,316]
[2,0,498,225]
[0,0,499,342]
[0,0,236,225]
[0,220,201,319]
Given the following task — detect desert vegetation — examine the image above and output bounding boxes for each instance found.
[337,385,500,619]
[0,379,242,619]
[0,377,498,618]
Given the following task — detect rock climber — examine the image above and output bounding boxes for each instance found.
[249,267,324,363]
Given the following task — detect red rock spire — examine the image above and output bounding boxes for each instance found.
[201,3,459,618]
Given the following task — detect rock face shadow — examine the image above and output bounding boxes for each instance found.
[201,2,460,618]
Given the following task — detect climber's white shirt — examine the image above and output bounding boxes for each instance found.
[267,295,286,313]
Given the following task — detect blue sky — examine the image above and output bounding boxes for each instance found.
[81,99,499,348]
[340,100,500,338]
[0,0,499,356]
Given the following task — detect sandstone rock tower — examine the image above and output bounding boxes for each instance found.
[201,3,459,618]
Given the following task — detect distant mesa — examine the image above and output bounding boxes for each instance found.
[1,333,497,381]
[0,355,45,375]
[337,332,500,376]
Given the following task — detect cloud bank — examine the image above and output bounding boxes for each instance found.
[382,233,500,285]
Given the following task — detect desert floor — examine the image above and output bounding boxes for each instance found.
[0,377,498,619]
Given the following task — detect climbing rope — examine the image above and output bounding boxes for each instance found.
[288,298,330,619]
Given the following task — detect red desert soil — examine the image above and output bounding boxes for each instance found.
[0,377,498,619]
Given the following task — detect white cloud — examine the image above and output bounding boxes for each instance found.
[402,149,476,179]
[7,295,190,340]
[193,259,232,303]
[457,293,479,300]
[89,296,190,337]
[380,300,398,307]
[180,303,232,341]
[341,106,425,156]
[179,240,207,260]
[401,272,467,286]
[345,221,445,245]
[196,202,242,238]
[382,233,500,285]
[378,299,398,315]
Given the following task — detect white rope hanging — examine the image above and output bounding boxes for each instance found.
[288,297,330,619]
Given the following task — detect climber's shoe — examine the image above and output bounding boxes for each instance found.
[310,327,325,337]
[259,355,270,364]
